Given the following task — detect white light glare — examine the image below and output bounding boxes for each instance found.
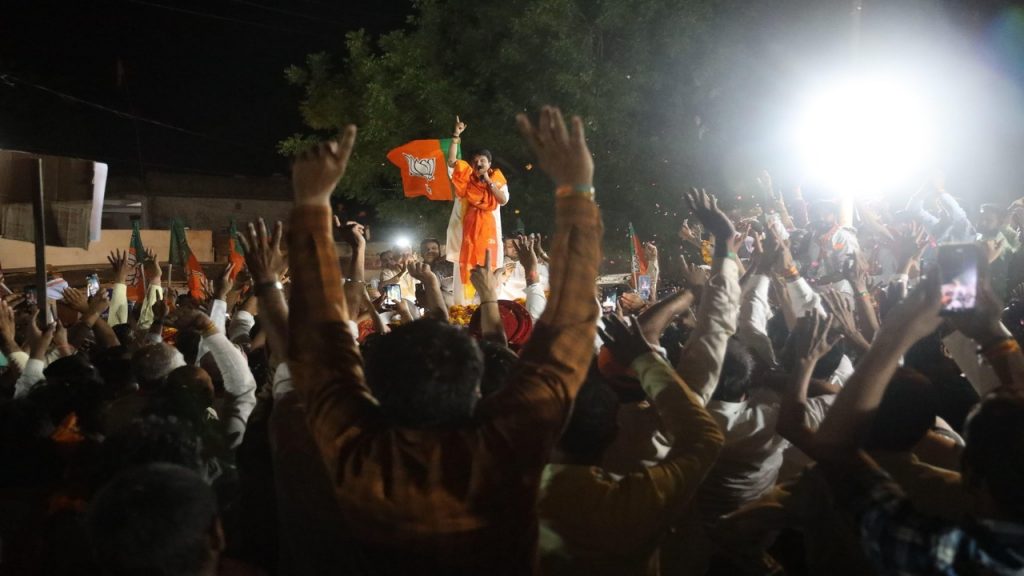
[394,236,411,249]
[795,75,934,195]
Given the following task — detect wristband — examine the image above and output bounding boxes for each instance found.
[480,300,498,305]
[555,184,595,201]
[856,290,870,298]
[201,323,219,337]
[782,265,800,280]
[979,337,1020,359]
[255,280,283,294]
[726,251,738,260]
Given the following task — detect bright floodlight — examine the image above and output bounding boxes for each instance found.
[394,236,411,249]
[795,75,934,195]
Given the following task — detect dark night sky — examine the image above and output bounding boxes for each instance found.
[0,0,410,177]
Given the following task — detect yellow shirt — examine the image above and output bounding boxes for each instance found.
[538,353,725,576]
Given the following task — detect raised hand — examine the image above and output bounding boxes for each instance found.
[0,300,17,349]
[108,249,129,284]
[680,255,709,289]
[337,220,366,248]
[950,246,1010,345]
[27,310,55,360]
[894,221,929,275]
[237,219,287,284]
[292,125,358,207]
[678,219,701,246]
[876,274,942,346]
[143,248,162,282]
[791,309,841,367]
[453,115,467,138]
[842,252,871,292]
[61,286,91,314]
[513,234,539,279]
[684,188,736,253]
[89,289,111,316]
[213,261,235,302]
[598,314,655,366]
[407,262,438,286]
[469,250,504,302]
[516,106,594,188]
[52,320,69,350]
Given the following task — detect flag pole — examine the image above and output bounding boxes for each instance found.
[32,158,49,328]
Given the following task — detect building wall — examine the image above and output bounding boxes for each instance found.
[0,229,213,270]
[146,196,292,232]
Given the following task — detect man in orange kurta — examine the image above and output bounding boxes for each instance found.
[445,116,509,303]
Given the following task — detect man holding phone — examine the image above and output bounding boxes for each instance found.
[445,116,509,304]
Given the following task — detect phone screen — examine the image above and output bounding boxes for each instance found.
[938,244,978,314]
[637,275,652,301]
[383,284,402,307]
[87,274,100,297]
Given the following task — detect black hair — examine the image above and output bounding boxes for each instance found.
[87,463,218,576]
[420,238,442,248]
[469,149,492,163]
[175,329,202,367]
[558,365,620,461]
[962,395,1024,520]
[710,338,756,402]
[478,340,518,399]
[38,355,109,436]
[864,368,936,452]
[100,415,204,482]
[363,320,484,428]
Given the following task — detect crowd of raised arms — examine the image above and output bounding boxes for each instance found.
[1,106,1024,576]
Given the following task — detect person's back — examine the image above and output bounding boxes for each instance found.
[283,108,601,574]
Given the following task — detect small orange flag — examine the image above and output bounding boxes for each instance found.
[386,138,459,201]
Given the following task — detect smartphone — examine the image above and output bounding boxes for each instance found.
[842,254,856,275]
[87,274,100,297]
[938,244,978,315]
[382,283,402,309]
[637,275,652,301]
[25,286,37,306]
[601,288,616,313]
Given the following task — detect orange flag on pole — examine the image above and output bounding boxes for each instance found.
[386,138,459,201]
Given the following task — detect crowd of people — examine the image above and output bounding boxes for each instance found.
[0,105,1023,576]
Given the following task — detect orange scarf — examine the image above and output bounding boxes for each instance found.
[452,164,504,284]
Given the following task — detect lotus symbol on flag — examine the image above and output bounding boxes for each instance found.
[404,154,436,181]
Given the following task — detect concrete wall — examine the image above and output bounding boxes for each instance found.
[0,229,213,270]
[145,196,292,231]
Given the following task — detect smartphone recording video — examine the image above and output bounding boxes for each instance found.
[938,244,978,315]
[382,283,402,309]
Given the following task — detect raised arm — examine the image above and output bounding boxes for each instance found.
[287,126,382,471]
[812,277,942,452]
[107,249,130,327]
[478,106,600,461]
[408,262,450,322]
[777,310,841,448]
[949,249,1024,393]
[137,249,164,330]
[447,116,465,168]
[596,315,724,528]
[238,218,289,362]
[675,188,741,405]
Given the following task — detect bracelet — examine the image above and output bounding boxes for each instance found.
[856,290,870,298]
[726,251,738,260]
[452,135,461,140]
[979,337,1020,359]
[201,323,219,337]
[555,184,595,201]
[255,280,283,294]
[782,265,800,280]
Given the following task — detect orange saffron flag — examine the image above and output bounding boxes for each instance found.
[386,139,458,201]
